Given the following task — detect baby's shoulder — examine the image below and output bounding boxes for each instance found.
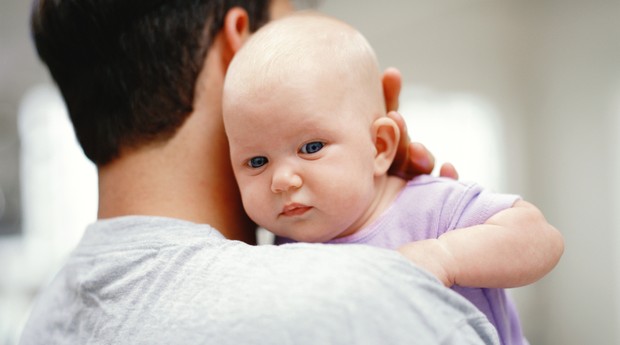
[401,175,482,205]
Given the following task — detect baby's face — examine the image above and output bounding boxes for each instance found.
[224,78,380,242]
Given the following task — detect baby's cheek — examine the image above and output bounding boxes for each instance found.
[240,185,262,216]
[328,172,375,211]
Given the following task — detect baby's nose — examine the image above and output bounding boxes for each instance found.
[271,167,302,193]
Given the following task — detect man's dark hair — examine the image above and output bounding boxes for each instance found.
[30,0,270,166]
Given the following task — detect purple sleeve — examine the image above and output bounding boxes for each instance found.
[440,181,521,234]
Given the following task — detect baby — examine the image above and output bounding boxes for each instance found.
[223,12,563,345]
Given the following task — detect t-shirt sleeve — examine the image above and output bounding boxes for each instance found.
[440,181,521,233]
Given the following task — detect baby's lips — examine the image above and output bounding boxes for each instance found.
[280,203,312,217]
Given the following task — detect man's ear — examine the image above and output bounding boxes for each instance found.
[372,117,401,176]
[222,7,251,67]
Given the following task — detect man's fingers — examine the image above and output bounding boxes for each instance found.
[407,142,434,175]
[382,67,402,112]
[439,162,459,180]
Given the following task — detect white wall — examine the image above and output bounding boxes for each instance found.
[0,85,98,345]
[0,1,618,344]
[520,3,619,343]
[615,83,620,344]
[318,1,620,344]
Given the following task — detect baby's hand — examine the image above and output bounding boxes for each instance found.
[397,239,457,287]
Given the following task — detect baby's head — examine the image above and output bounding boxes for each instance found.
[223,12,401,242]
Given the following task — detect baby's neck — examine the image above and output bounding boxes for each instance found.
[371,175,408,222]
[336,175,406,240]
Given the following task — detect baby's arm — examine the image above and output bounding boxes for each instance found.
[398,200,564,288]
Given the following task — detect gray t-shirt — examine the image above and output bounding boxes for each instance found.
[19,216,499,344]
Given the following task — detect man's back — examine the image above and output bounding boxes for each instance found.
[19,216,498,344]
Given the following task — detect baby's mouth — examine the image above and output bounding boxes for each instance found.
[280,203,312,217]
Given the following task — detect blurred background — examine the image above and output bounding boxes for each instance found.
[1,0,619,344]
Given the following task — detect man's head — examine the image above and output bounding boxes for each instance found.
[223,13,401,242]
[30,0,280,166]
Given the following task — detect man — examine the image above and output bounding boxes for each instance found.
[20,0,498,344]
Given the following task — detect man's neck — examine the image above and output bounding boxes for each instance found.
[97,83,256,243]
[97,34,256,243]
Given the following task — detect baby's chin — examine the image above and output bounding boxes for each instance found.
[263,212,355,243]
[271,227,337,244]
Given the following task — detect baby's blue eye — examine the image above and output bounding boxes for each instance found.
[300,141,324,154]
[248,156,268,168]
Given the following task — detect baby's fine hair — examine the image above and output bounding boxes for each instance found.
[225,11,385,112]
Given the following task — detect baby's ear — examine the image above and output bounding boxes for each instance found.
[372,117,401,176]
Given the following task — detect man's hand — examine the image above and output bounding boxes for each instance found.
[382,67,458,180]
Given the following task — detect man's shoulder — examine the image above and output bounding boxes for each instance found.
[189,242,498,344]
[19,218,498,345]
[203,241,423,297]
